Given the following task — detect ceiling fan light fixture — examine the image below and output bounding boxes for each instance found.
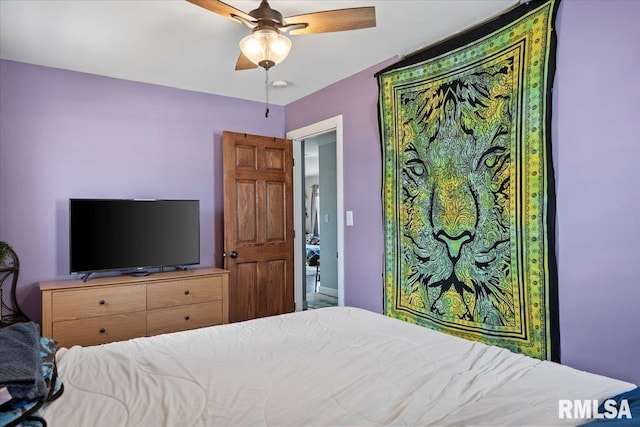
[239,29,292,70]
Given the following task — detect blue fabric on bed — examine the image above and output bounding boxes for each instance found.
[0,322,48,401]
[306,244,320,260]
[0,336,63,427]
[582,387,640,425]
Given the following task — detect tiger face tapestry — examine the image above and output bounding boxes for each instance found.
[378,0,560,361]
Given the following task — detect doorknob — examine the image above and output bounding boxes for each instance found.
[229,251,238,258]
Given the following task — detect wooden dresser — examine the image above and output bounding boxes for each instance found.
[40,268,228,347]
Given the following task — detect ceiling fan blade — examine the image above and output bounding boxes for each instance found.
[285,7,376,35]
[235,52,258,71]
[186,0,254,23]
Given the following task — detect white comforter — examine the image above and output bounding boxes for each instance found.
[42,306,634,426]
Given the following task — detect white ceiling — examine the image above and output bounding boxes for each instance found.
[0,0,519,106]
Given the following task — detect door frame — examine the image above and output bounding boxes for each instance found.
[287,115,344,311]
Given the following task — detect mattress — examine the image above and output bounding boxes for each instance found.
[41,306,634,426]
[306,244,320,260]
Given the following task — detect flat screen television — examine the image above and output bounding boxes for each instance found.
[69,199,200,277]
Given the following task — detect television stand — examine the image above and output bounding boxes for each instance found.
[81,270,149,281]
[129,270,150,277]
[40,267,229,347]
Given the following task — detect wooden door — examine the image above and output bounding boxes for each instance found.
[223,131,294,322]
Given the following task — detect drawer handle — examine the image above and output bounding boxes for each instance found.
[184,290,190,295]
[99,300,106,305]
[184,315,190,321]
[99,328,106,334]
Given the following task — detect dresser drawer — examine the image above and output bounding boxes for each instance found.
[147,300,222,336]
[53,311,147,347]
[52,285,146,322]
[147,276,222,310]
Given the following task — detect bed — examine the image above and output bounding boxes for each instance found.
[305,234,320,264]
[306,244,320,262]
[33,306,636,426]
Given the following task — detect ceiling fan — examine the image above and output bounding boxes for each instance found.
[187,0,377,71]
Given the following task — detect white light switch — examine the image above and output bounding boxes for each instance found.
[324,214,329,223]
[346,210,354,226]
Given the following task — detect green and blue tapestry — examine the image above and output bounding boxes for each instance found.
[377,0,560,361]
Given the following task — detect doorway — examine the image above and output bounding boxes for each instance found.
[287,116,344,311]
[303,133,338,309]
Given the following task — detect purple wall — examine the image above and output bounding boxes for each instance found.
[285,57,397,313]
[0,60,284,323]
[286,1,640,385]
[554,0,640,385]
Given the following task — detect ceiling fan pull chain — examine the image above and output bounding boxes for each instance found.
[265,68,270,118]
